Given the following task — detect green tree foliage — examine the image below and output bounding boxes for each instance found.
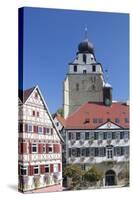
[63,164,83,188]
[84,166,103,185]
[57,107,64,117]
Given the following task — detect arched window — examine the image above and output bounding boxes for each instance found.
[83,54,86,63]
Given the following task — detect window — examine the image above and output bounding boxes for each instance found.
[115,132,120,140]
[103,132,107,140]
[37,111,39,117]
[83,70,87,74]
[125,118,129,123]
[54,164,58,173]
[32,110,35,116]
[99,132,103,140]
[32,144,37,153]
[76,148,80,157]
[34,165,39,175]
[56,122,59,127]
[106,146,113,159]
[71,148,77,157]
[45,165,50,173]
[85,132,89,140]
[43,144,46,153]
[46,128,50,134]
[92,65,96,72]
[35,92,38,99]
[76,83,79,91]
[81,148,86,156]
[76,132,80,140]
[68,132,71,140]
[124,131,129,140]
[74,65,77,72]
[38,126,43,134]
[112,132,116,139]
[28,124,33,133]
[48,144,53,153]
[94,132,98,140]
[120,132,124,139]
[107,132,112,140]
[80,132,85,140]
[115,118,120,123]
[20,165,27,176]
[83,54,86,63]
[68,148,71,157]
[115,147,122,156]
[90,148,95,157]
[89,132,94,140]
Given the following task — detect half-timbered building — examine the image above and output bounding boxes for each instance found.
[18,86,63,192]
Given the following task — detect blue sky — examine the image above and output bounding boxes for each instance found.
[22,7,129,113]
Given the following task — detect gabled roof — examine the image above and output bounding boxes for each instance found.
[18,85,64,143]
[19,86,35,103]
[65,102,129,130]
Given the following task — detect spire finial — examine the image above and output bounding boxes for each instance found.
[84,25,88,40]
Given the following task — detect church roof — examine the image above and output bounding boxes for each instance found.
[65,102,129,129]
[78,39,94,54]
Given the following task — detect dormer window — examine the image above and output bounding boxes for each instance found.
[74,65,77,72]
[35,92,38,99]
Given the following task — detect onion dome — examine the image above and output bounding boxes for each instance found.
[78,39,94,54]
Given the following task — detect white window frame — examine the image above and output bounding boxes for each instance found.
[32,143,38,153]
[34,165,39,175]
[106,146,114,159]
[20,165,28,176]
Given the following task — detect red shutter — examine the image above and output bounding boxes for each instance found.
[46,144,49,153]
[57,144,60,153]
[43,127,46,134]
[50,164,54,173]
[40,165,45,174]
[29,143,32,154]
[34,126,38,133]
[58,163,61,172]
[38,143,43,154]
[23,143,27,154]
[28,165,34,176]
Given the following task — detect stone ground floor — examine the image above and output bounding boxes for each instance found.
[64,161,129,189]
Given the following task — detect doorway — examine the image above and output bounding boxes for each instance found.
[105,170,116,186]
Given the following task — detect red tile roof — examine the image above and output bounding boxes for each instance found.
[65,102,129,129]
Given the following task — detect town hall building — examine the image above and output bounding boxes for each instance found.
[61,36,129,187]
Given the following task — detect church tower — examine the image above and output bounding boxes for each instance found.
[63,33,109,118]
